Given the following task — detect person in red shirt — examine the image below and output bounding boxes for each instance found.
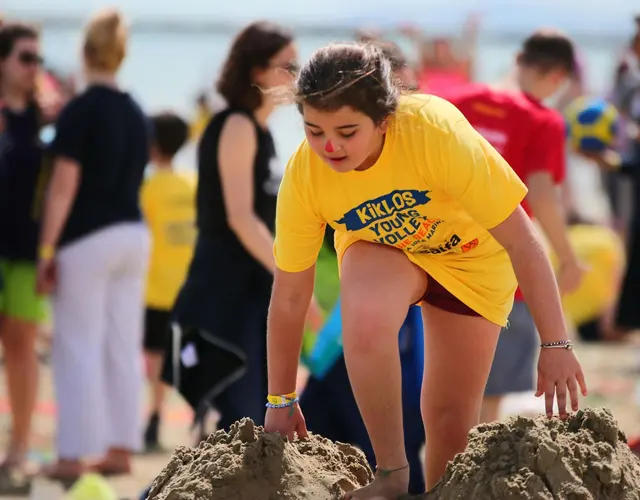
[444,29,585,423]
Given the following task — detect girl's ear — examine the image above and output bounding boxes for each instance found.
[378,119,389,134]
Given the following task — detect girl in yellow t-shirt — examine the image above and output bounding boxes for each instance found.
[265,43,587,499]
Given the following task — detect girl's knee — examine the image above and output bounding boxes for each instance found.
[341,298,391,355]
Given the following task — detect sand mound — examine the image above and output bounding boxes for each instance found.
[421,407,640,500]
[146,418,373,500]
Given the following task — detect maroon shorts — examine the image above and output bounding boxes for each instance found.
[415,274,480,317]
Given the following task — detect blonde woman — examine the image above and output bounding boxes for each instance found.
[37,8,150,479]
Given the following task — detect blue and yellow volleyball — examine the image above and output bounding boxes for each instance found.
[565,97,619,152]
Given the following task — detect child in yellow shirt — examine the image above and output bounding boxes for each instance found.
[140,112,196,450]
[265,42,586,498]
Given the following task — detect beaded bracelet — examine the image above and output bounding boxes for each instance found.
[267,392,298,406]
[540,340,573,350]
[265,397,299,409]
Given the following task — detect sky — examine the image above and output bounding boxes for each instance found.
[3,0,638,35]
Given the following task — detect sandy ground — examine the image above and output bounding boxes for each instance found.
[0,340,638,499]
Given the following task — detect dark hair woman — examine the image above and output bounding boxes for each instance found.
[0,22,47,492]
[162,21,322,438]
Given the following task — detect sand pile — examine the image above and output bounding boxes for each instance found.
[421,407,640,500]
[145,418,373,500]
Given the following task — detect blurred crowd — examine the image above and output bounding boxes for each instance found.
[0,5,639,497]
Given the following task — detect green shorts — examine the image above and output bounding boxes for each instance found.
[0,258,50,324]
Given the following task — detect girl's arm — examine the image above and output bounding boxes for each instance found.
[267,266,316,395]
[489,205,588,419]
[489,205,568,343]
[268,145,327,392]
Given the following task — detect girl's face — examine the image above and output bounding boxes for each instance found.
[302,104,387,173]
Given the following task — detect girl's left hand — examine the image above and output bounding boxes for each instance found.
[536,347,588,419]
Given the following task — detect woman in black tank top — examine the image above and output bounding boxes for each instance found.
[163,22,316,434]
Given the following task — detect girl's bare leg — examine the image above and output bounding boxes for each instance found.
[340,242,427,500]
[421,304,501,489]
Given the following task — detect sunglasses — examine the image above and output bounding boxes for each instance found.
[17,51,44,66]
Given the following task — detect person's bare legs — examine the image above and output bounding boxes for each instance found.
[340,242,427,500]
[421,304,500,489]
[1,316,39,468]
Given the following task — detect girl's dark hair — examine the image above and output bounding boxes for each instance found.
[217,21,293,111]
[370,40,408,72]
[294,43,400,125]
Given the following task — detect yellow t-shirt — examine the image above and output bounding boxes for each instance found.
[274,95,528,326]
[141,169,197,310]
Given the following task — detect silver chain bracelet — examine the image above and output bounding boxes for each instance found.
[540,339,573,350]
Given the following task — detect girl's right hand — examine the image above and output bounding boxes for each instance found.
[264,405,308,441]
[536,347,588,419]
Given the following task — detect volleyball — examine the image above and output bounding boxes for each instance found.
[565,97,619,152]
